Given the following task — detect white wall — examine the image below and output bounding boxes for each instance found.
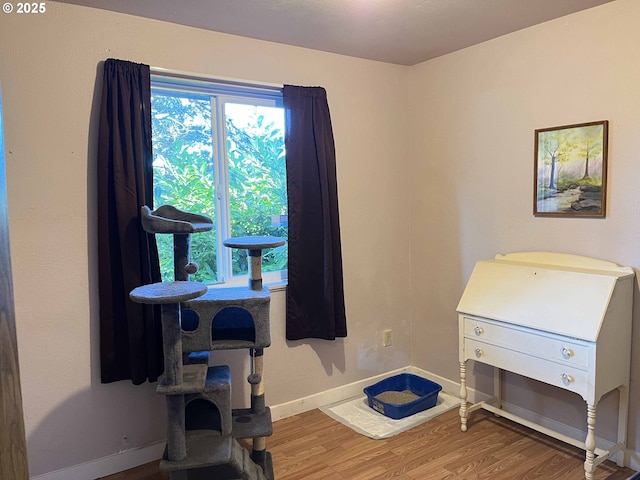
[3,0,640,476]
[0,3,413,476]
[409,0,640,454]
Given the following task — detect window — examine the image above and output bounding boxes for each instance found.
[150,74,287,286]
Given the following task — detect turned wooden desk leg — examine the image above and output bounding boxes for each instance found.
[584,403,596,480]
[460,361,468,432]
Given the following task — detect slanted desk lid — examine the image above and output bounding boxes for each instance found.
[456,252,634,341]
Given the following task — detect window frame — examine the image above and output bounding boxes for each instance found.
[150,72,286,287]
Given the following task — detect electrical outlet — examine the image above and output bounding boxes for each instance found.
[383,329,392,347]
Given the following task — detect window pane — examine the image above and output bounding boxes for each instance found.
[225,103,288,277]
[151,93,217,283]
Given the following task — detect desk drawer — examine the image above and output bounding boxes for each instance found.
[464,338,588,397]
[463,317,590,368]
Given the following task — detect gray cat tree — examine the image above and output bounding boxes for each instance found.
[129,205,284,480]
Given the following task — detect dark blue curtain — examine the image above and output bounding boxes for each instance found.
[283,85,347,340]
[97,59,163,384]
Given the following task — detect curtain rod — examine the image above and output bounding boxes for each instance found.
[150,67,283,91]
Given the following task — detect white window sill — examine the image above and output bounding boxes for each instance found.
[267,281,287,293]
[207,274,287,293]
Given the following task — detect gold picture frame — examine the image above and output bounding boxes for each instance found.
[534,120,608,217]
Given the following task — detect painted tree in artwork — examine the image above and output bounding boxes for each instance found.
[578,124,604,180]
[538,128,576,190]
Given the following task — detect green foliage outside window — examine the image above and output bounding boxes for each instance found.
[226,105,288,276]
[151,93,287,284]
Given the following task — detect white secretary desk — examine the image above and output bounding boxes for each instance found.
[457,252,634,480]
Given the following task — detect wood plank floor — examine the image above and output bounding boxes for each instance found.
[101,408,636,480]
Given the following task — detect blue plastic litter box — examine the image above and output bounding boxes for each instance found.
[363,373,442,420]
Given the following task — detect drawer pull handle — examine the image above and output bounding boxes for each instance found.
[561,373,574,385]
[561,347,574,359]
[475,348,483,358]
[474,326,484,336]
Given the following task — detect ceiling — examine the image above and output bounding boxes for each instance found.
[52,0,615,65]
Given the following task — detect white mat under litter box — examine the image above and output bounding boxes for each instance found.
[320,392,460,440]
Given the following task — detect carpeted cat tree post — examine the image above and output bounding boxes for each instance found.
[130,205,284,480]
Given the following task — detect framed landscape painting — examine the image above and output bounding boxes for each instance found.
[534,120,608,218]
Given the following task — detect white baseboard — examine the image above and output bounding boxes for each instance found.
[31,367,640,478]
[270,366,412,420]
[628,451,640,473]
[30,441,165,480]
